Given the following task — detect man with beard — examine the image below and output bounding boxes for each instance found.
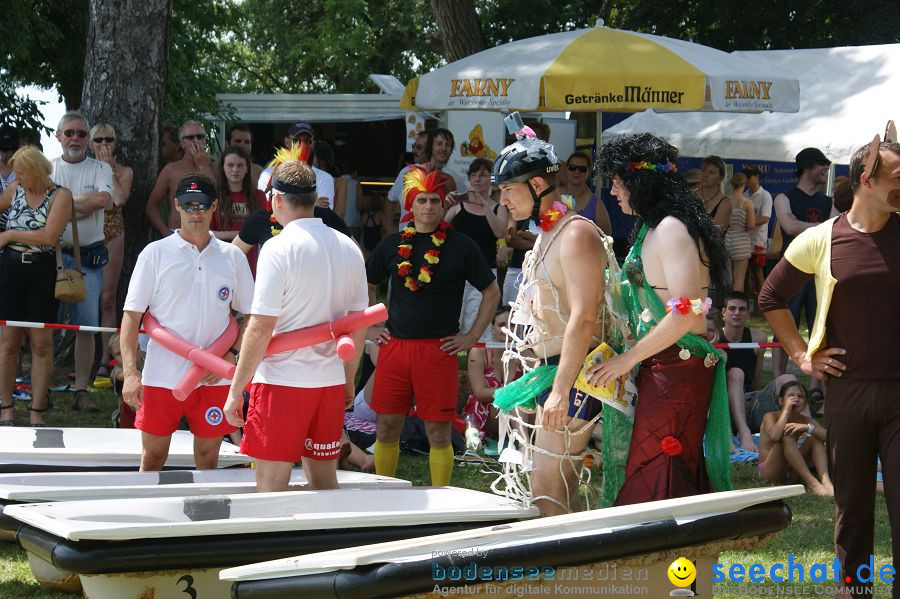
[771,148,838,399]
[51,112,114,412]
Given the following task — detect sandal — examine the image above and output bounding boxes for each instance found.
[72,389,99,413]
[0,402,14,426]
[29,406,48,428]
[808,388,825,417]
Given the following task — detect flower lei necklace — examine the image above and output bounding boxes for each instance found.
[397,220,449,292]
[269,213,281,237]
[535,194,576,233]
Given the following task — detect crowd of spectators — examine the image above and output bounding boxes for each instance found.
[0,117,837,486]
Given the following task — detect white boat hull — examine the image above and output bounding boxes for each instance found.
[9,487,537,598]
[0,428,251,471]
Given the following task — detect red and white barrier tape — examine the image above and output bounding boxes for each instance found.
[0,320,146,334]
[3,321,784,351]
[473,341,783,350]
[0,320,119,333]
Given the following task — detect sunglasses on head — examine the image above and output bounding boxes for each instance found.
[181,202,212,213]
[63,129,88,139]
[182,133,206,141]
[567,164,589,173]
[93,137,115,144]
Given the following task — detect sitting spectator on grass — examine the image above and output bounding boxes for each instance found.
[720,291,768,452]
[462,306,519,443]
[758,381,832,496]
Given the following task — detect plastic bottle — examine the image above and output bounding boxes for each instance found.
[464,413,482,452]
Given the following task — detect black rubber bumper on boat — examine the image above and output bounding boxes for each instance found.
[15,519,523,575]
[0,500,21,533]
[230,501,792,599]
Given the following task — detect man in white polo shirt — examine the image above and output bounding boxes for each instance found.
[225,158,368,493]
[120,173,254,471]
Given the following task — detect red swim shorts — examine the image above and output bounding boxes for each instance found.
[371,337,458,422]
[240,383,344,462]
[136,385,235,438]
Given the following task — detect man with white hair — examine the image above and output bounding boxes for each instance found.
[51,111,114,412]
[146,120,217,238]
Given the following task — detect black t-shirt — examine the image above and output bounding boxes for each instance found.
[510,219,530,269]
[367,228,495,339]
[453,203,498,265]
[780,187,832,254]
[239,207,351,247]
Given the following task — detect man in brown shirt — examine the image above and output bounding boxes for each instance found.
[760,138,900,599]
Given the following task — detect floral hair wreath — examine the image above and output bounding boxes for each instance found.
[623,161,677,174]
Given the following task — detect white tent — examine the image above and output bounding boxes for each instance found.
[605,44,899,164]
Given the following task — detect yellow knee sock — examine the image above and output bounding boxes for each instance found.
[374,440,400,477]
[429,444,454,486]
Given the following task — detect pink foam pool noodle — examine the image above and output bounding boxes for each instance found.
[335,335,355,361]
[265,304,387,360]
[143,313,238,401]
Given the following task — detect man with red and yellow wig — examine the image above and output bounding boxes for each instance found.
[365,165,500,485]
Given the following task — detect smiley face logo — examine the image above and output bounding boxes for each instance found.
[668,557,696,588]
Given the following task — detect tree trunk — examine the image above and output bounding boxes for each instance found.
[80,0,172,312]
[430,0,485,62]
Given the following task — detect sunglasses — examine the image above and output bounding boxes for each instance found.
[63,129,88,139]
[182,134,206,141]
[92,137,115,144]
[567,164,589,173]
[180,203,213,213]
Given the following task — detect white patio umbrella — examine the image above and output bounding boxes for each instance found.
[402,23,800,114]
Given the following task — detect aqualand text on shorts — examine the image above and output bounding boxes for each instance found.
[135,385,234,438]
[241,382,344,462]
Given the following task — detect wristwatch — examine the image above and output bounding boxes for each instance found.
[228,347,240,359]
[807,422,814,435]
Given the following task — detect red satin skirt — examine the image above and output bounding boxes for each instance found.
[614,343,715,506]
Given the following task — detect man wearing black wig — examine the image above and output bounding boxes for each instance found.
[588,133,733,504]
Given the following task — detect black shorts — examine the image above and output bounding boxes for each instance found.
[0,249,59,324]
[535,355,603,422]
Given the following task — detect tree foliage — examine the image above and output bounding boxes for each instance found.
[164,0,237,126]
[617,0,899,51]
[0,0,88,109]
[222,0,445,93]
[0,80,49,141]
[1,0,896,126]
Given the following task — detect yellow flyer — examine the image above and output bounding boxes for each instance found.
[573,343,637,417]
